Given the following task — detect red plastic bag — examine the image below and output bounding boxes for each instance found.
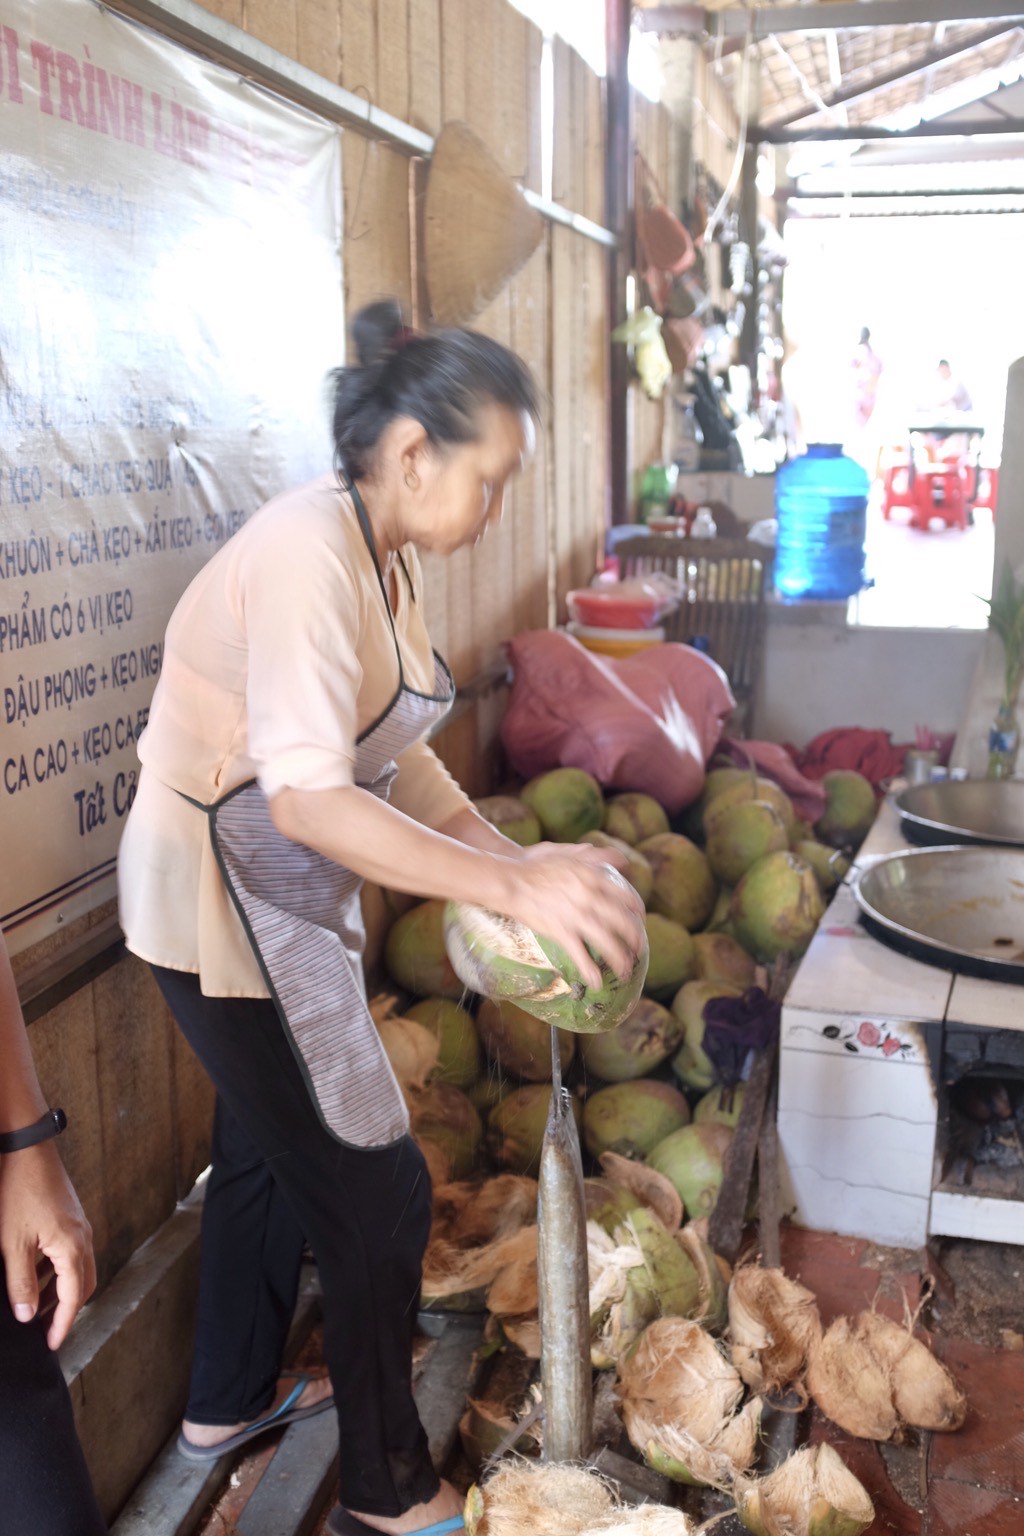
[501,631,734,815]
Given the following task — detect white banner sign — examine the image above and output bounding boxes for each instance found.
[0,0,344,953]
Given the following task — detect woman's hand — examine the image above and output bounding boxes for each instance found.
[498,842,646,991]
[0,1141,96,1349]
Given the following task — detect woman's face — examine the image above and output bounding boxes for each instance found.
[398,404,535,556]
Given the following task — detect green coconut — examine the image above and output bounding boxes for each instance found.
[621,1208,703,1320]
[603,791,670,846]
[585,1176,646,1234]
[583,1079,691,1160]
[405,998,481,1088]
[735,1443,875,1536]
[385,899,464,999]
[730,851,825,964]
[670,980,743,1092]
[703,887,736,936]
[691,932,756,990]
[638,833,718,931]
[589,1208,703,1367]
[473,794,542,847]
[795,839,850,896]
[694,1084,746,1129]
[577,997,683,1082]
[789,818,816,848]
[582,830,654,905]
[705,801,789,886]
[476,997,574,1083]
[443,895,648,1035]
[488,1083,581,1173]
[466,1073,508,1116]
[644,913,697,1001]
[647,1123,734,1219]
[520,766,604,842]
[410,1081,483,1180]
[703,776,797,841]
[815,769,876,849]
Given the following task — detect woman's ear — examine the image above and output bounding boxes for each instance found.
[391,417,433,486]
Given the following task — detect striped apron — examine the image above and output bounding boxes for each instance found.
[185,487,455,1149]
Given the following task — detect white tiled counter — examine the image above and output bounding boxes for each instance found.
[778,794,1024,1249]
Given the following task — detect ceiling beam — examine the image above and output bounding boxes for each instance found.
[757,116,1024,141]
[765,22,1022,127]
[713,0,1024,38]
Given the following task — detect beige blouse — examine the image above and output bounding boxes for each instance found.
[117,472,470,997]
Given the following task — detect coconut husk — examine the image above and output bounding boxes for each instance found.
[417,1137,453,1188]
[806,1316,899,1442]
[735,1442,874,1536]
[465,1459,617,1536]
[485,1229,539,1319]
[853,1312,967,1432]
[581,1510,696,1535]
[617,1317,760,1488]
[422,1224,537,1303]
[459,1396,542,1473]
[500,1313,542,1359]
[588,1223,652,1370]
[676,1224,729,1333]
[728,1266,822,1398]
[432,1175,538,1249]
[600,1151,683,1232]
[425,122,543,327]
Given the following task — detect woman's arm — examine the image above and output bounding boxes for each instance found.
[0,931,96,1348]
[271,785,642,989]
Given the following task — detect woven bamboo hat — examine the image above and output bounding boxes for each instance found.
[425,121,543,325]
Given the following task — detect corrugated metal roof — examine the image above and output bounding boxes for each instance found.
[709,15,1024,130]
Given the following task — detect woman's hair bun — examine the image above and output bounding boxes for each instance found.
[351,299,406,370]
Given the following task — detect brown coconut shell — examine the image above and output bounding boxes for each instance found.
[806,1316,899,1442]
[728,1266,823,1397]
[465,1460,616,1536]
[458,1396,540,1474]
[426,122,544,327]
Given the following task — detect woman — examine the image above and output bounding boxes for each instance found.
[118,302,644,1536]
[0,924,106,1536]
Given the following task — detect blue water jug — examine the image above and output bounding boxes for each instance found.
[774,444,869,601]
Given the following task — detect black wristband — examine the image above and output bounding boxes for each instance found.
[0,1108,67,1153]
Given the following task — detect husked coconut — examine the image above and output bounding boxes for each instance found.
[464,1460,617,1536]
[581,1509,695,1536]
[735,1442,874,1536]
[728,1266,822,1396]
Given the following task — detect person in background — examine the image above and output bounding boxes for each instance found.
[934,358,973,415]
[0,925,107,1536]
[851,326,883,430]
[118,300,645,1536]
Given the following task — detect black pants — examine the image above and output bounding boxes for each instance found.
[152,966,437,1518]
[0,1263,107,1536]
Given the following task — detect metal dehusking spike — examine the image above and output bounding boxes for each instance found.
[537,1027,593,1462]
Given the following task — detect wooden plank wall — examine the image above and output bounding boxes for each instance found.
[16,0,614,1292]
[629,95,675,509]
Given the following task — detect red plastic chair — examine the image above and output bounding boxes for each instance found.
[911,460,968,531]
[881,459,914,519]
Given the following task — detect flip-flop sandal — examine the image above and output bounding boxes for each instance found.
[176,1371,334,1463]
[328,1510,464,1536]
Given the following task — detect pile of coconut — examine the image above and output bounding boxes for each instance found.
[373,764,876,1225]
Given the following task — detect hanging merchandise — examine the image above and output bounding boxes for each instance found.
[690,506,718,539]
[612,307,672,400]
[634,150,695,277]
[663,318,705,376]
[667,389,703,472]
[425,121,543,325]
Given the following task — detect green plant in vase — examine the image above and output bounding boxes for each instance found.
[982,562,1024,778]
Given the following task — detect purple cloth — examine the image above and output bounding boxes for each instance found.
[702,987,780,1089]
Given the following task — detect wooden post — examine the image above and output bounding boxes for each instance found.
[606,0,632,525]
